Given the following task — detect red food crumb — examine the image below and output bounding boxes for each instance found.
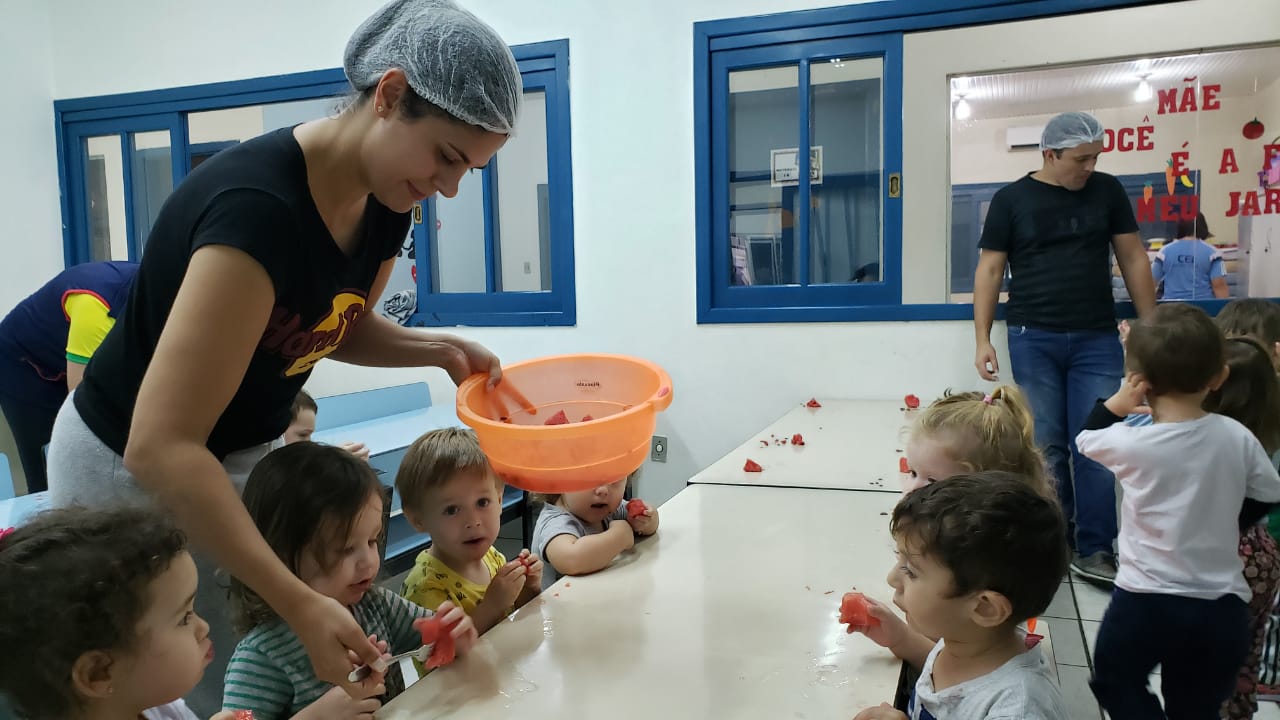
[760,440,769,447]
[544,410,570,425]
[823,590,834,595]
[234,712,255,720]
[581,414,594,422]
[791,433,805,446]
[743,459,763,472]
[806,398,822,408]
[899,457,911,474]
[904,394,921,409]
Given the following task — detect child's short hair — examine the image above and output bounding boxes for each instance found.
[891,471,1068,624]
[1216,299,1280,349]
[232,442,383,632]
[912,385,1052,498]
[1205,336,1280,456]
[1126,303,1225,396]
[395,427,495,513]
[0,507,187,719]
[535,467,641,507]
[291,389,318,420]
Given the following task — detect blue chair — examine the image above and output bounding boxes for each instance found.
[1,451,14,501]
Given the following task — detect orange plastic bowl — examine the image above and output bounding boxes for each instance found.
[456,354,673,493]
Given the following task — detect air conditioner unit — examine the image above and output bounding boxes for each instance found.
[1005,125,1043,151]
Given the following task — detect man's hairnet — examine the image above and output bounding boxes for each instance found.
[344,0,521,135]
[1040,112,1105,151]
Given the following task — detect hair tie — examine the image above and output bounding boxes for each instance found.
[983,394,994,405]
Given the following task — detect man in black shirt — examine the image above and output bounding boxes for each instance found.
[973,112,1156,586]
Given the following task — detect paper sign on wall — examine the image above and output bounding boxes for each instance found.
[770,146,823,187]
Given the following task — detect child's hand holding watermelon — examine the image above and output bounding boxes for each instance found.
[625,498,660,536]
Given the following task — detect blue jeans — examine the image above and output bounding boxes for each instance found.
[1007,326,1123,557]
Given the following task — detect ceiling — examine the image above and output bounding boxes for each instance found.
[953,44,1280,121]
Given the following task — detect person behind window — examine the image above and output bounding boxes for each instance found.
[1152,212,1229,300]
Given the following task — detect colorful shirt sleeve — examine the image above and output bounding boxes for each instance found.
[62,291,116,363]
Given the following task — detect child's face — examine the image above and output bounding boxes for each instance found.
[414,469,503,563]
[885,535,975,641]
[904,434,968,493]
[560,477,628,524]
[285,409,317,443]
[112,551,212,710]
[300,492,384,607]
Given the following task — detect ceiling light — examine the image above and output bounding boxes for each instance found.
[1134,74,1153,102]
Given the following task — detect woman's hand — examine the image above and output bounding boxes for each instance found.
[438,336,502,388]
[289,593,387,690]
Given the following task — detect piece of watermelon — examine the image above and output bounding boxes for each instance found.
[413,615,457,668]
[744,459,763,472]
[627,498,647,519]
[581,415,594,422]
[839,592,880,633]
[806,398,822,408]
[904,394,920,409]
[791,433,805,446]
[899,457,911,474]
[544,409,570,426]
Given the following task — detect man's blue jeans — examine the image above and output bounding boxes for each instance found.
[1007,325,1123,557]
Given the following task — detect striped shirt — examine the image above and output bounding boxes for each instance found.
[222,587,431,719]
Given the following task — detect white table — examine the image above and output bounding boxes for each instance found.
[381,483,904,719]
[689,399,918,493]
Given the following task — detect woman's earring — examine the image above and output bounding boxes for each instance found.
[377,104,385,113]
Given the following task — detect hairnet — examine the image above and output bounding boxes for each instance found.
[1040,111,1104,151]
[344,0,521,134]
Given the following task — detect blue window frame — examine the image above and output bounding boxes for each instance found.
[412,42,576,327]
[694,0,1169,324]
[54,40,574,327]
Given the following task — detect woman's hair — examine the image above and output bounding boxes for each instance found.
[1204,336,1280,456]
[1174,211,1212,241]
[231,442,384,632]
[911,385,1053,498]
[0,507,187,719]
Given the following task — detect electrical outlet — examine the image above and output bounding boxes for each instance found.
[651,435,668,463]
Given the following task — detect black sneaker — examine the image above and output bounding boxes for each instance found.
[1071,551,1117,588]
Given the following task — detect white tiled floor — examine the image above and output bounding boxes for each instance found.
[1045,574,1280,720]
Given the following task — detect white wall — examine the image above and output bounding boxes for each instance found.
[19,0,1279,504]
[0,2,60,310]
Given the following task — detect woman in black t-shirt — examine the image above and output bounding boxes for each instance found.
[45,0,521,708]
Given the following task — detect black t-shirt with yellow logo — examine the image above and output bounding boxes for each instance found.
[76,128,407,460]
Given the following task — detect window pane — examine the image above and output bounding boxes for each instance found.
[130,130,173,255]
[728,65,799,286]
[432,169,488,293]
[496,90,550,292]
[809,57,883,284]
[947,44,1280,303]
[186,97,341,169]
[85,135,129,262]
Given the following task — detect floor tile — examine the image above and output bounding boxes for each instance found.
[1073,581,1113,622]
[1058,664,1103,720]
[1044,580,1078,620]
[1082,619,1101,661]
[1257,701,1280,719]
[1044,617,1088,667]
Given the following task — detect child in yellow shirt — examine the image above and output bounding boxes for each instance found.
[397,428,542,633]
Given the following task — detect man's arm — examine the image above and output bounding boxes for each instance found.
[1113,232,1156,318]
[973,250,1007,381]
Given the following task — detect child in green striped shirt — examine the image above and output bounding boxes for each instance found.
[222,443,477,720]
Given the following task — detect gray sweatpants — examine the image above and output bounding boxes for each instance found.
[46,392,280,717]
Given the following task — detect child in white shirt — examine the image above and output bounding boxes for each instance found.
[1077,303,1280,717]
